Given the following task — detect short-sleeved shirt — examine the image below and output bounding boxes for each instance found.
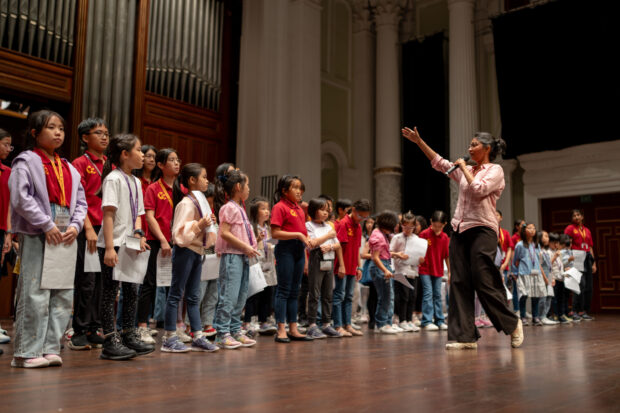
[368,228,391,260]
[144,179,173,242]
[215,200,257,255]
[96,169,145,248]
[418,227,450,277]
[271,198,307,235]
[0,163,11,231]
[336,214,362,276]
[498,227,514,265]
[306,220,337,260]
[564,224,593,251]
[72,151,105,226]
[34,148,73,207]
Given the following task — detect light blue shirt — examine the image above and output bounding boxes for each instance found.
[514,240,542,276]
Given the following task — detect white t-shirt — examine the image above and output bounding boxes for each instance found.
[97,169,145,248]
[305,221,338,260]
[390,232,419,278]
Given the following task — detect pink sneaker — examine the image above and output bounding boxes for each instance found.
[11,357,50,368]
[480,317,493,328]
[44,354,63,366]
[474,318,485,328]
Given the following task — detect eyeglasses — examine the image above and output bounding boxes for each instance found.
[168,158,182,164]
[89,130,110,138]
[1,143,14,152]
[144,154,156,159]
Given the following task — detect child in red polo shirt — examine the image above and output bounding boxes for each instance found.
[419,211,450,331]
[136,148,180,344]
[68,118,110,351]
[271,175,313,342]
[333,199,372,337]
[1,129,13,270]
[9,110,88,368]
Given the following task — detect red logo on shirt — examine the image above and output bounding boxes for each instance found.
[427,239,432,246]
[157,192,167,200]
[43,165,50,175]
[573,229,578,234]
[86,165,97,175]
[290,209,297,217]
[347,228,353,237]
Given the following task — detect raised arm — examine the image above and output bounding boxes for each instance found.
[402,127,438,161]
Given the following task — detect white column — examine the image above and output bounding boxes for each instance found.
[350,0,375,203]
[287,0,323,198]
[372,0,404,212]
[448,0,478,211]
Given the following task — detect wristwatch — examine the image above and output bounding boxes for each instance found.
[357,267,363,272]
[133,229,145,238]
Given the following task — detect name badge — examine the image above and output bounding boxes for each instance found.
[581,243,589,250]
[54,211,71,232]
[320,260,333,271]
[125,236,142,251]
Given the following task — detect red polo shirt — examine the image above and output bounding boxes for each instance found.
[139,176,151,234]
[564,224,593,251]
[144,179,173,241]
[34,148,72,207]
[336,214,362,276]
[271,198,307,236]
[0,163,10,231]
[419,227,449,277]
[498,227,514,265]
[72,151,105,226]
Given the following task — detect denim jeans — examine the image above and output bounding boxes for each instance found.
[333,275,357,328]
[274,240,305,324]
[165,246,204,332]
[214,253,250,335]
[370,260,394,328]
[154,287,168,322]
[13,233,73,358]
[520,296,540,319]
[420,274,445,326]
[199,279,219,326]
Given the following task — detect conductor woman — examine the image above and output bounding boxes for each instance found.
[402,126,523,350]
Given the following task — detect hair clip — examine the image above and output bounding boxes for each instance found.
[218,174,228,183]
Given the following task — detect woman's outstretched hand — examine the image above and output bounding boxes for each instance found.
[402,127,421,144]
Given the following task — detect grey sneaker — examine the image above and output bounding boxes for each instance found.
[322,325,342,338]
[306,325,327,339]
[161,335,191,353]
[191,335,219,352]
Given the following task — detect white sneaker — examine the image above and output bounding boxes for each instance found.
[176,328,192,343]
[0,332,10,344]
[438,323,448,330]
[399,321,413,332]
[408,322,420,332]
[379,325,398,334]
[391,324,404,332]
[351,322,362,330]
[541,317,558,326]
[137,327,156,344]
[423,323,439,331]
[414,320,421,327]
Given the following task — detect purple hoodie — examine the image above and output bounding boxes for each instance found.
[9,150,87,235]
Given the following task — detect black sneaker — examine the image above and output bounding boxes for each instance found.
[67,333,91,351]
[100,333,137,360]
[581,313,594,321]
[86,331,104,348]
[122,329,155,356]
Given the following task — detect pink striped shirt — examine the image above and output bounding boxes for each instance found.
[431,154,504,234]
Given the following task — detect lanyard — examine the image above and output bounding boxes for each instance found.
[577,225,587,244]
[231,201,254,245]
[84,153,102,177]
[120,171,138,230]
[158,179,173,209]
[187,193,207,247]
[48,154,67,207]
[528,243,536,266]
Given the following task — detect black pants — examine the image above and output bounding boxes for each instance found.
[394,277,416,322]
[244,286,274,323]
[572,253,594,313]
[136,240,161,324]
[98,247,139,335]
[553,281,570,316]
[413,277,423,312]
[448,227,519,342]
[298,271,310,320]
[367,283,377,328]
[73,225,103,334]
[306,249,334,325]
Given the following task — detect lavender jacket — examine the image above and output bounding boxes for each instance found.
[9,150,87,235]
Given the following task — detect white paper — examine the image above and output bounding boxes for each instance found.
[402,237,428,267]
[564,267,582,283]
[113,245,150,284]
[564,276,581,294]
[156,251,173,287]
[192,191,217,234]
[572,250,587,272]
[41,241,78,289]
[201,254,221,281]
[125,236,142,251]
[505,283,513,301]
[393,272,415,290]
[84,246,101,273]
[248,263,267,297]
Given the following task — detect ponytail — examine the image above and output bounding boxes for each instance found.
[213,162,235,218]
[173,163,204,210]
[99,133,139,196]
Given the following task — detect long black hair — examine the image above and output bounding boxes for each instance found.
[172,163,205,210]
[215,169,248,211]
[152,148,177,182]
[248,196,270,238]
[213,162,235,217]
[101,133,140,183]
[26,109,66,150]
[520,222,537,248]
[273,174,301,204]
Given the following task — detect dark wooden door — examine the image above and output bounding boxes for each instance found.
[541,192,620,312]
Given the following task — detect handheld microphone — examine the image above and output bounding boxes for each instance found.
[445,156,470,176]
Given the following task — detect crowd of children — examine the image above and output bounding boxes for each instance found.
[0,111,597,364]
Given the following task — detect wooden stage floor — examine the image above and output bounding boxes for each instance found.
[1,315,619,412]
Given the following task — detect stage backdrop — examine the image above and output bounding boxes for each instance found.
[492,0,620,158]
